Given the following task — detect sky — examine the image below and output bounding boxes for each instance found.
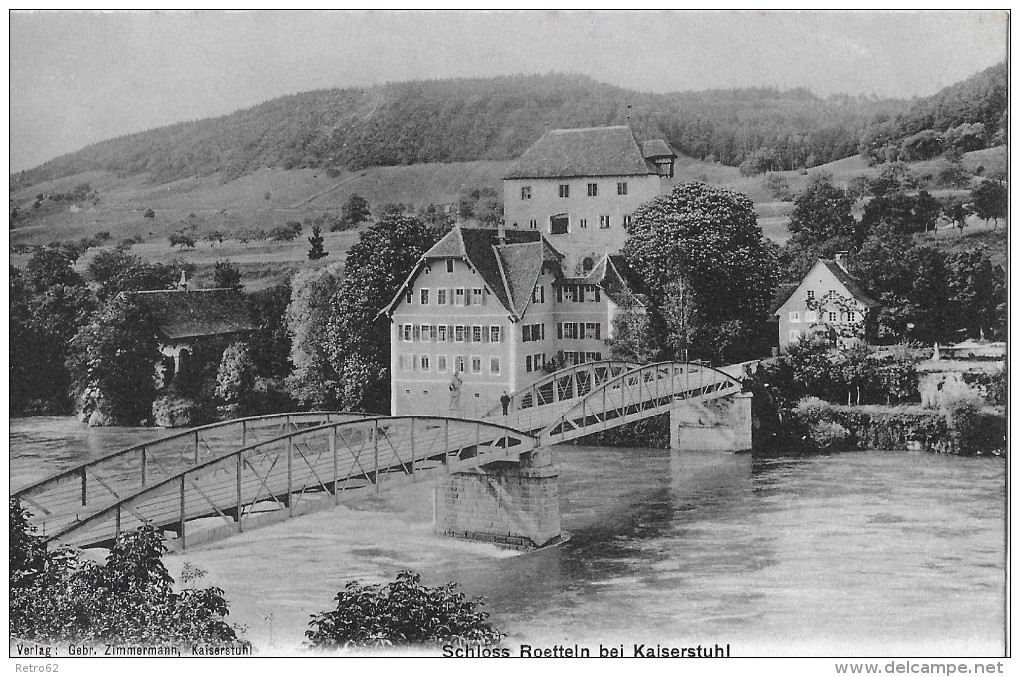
[9,10,1009,172]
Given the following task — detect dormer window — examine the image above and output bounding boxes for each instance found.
[446,259,454,273]
[521,186,532,200]
[587,183,598,197]
[559,184,570,198]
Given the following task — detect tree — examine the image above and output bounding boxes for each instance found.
[205,230,225,246]
[287,265,344,407]
[85,250,179,300]
[941,196,972,236]
[605,308,662,364]
[143,208,155,219]
[213,260,242,290]
[623,183,778,363]
[763,173,793,201]
[970,179,1007,229]
[247,283,293,381]
[306,571,501,650]
[339,194,371,230]
[308,224,329,260]
[169,230,196,250]
[325,213,441,411]
[934,147,971,188]
[786,176,859,249]
[26,246,83,290]
[215,342,256,412]
[11,502,248,649]
[67,295,160,425]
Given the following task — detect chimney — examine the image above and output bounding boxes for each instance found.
[834,251,849,272]
[497,218,506,244]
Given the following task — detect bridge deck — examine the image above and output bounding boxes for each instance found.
[15,361,750,550]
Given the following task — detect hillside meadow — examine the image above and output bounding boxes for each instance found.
[10,147,1007,290]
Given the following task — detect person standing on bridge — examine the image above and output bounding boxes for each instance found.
[449,370,463,414]
[500,390,511,416]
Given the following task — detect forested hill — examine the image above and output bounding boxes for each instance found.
[9,70,990,190]
[861,61,1008,163]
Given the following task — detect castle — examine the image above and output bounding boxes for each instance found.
[382,126,675,416]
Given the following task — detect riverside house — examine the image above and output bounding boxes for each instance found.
[773,255,879,353]
[502,125,676,276]
[381,225,646,416]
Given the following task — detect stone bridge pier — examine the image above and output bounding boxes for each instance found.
[435,448,561,550]
[670,392,753,452]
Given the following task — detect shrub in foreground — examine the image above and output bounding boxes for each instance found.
[306,571,502,650]
[10,499,247,650]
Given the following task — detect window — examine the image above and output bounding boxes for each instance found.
[455,355,466,373]
[805,310,818,323]
[420,288,429,305]
[437,288,447,305]
[401,325,412,342]
[438,325,447,342]
[550,214,569,235]
[472,325,483,343]
[454,289,465,306]
[525,353,545,373]
[807,290,815,301]
[582,257,594,274]
[532,285,544,303]
[829,312,838,322]
[471,356,482,374]
[623,215,632,228]
[586,322,601,340]
[399,354,413,371]
[848,311,857,322]
[437,355,448,373]
[559,184,570,198]
[617,182,628,195]
[472,287,484,305]
[789,311,800,323]
[521,186,532,200]
[579,218,587,228]
[586,352,602,363]
[419,355,430,372]
[489,357,500,375]
[529,219,537,229]
[599,215,611,229]
[490,325,501,343]
[455,325,465,343]
[420,325,431,342]
[789,329,802,342]
[446,259,454,273]
[587,183,598,197]
[405,290,412,304]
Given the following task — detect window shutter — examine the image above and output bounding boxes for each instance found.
[465,327,472,343]
[432,327,439,342]
[464,289,472,305]
[481,289,487,305]
[413,325,420,341]
[398,325,404,342]
[596,323,601,340]
[557,323,563,340]
[448,325,454,341]
[482,326,490,343]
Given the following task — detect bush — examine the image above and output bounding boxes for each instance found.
[306,571,502,650]
[10,500,248,650]
[215,342,256,413]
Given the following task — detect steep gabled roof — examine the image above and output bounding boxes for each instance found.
[556,254,647,308]
[503,126,660,179]
[640,139,677,159]
[819,260,879,308]
[380,226,564,320]
[127,289,256,341]
[773,259,879,317]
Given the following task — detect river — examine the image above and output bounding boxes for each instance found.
[9,417,1006,657]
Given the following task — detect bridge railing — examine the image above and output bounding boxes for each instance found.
[44,416,540,550]
[538,361,744,443]
[14,412,366,539]
[481,361,639,432]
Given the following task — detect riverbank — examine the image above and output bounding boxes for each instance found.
[791,400,1006,456]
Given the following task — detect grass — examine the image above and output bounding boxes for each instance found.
[10,148,1007,287]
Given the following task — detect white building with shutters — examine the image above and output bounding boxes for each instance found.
[381,225,646,416]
